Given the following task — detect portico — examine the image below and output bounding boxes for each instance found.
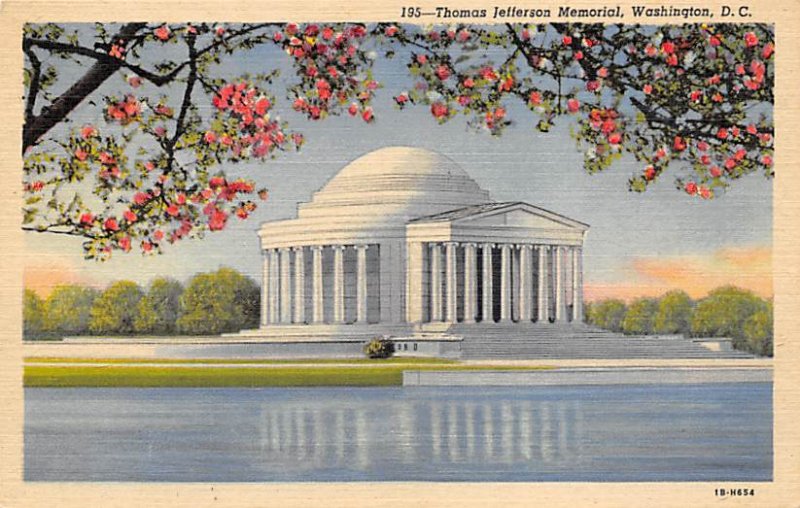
[405,202,587,327]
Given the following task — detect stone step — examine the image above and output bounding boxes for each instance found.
[455,324,754,359]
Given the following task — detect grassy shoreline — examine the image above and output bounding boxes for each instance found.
[23,360,553,388]
[24,356,458,365]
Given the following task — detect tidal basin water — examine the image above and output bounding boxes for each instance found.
[25,383,772,482]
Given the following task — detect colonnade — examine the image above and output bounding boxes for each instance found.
[261,244,374,326]
[425,242,583,324]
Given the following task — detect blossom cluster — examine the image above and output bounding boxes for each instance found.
[105,95,141,125]
[206,81,302,159]
[277,23,381,122]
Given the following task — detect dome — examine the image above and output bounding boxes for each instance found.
[325,146,473,183]
[296,146,492,223]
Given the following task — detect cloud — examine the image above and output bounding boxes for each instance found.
[585,245,772,302]
[23,258,98,298]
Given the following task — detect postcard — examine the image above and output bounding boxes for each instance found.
[1,0,798,506]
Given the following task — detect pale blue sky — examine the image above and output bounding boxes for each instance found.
[24,23,773,298]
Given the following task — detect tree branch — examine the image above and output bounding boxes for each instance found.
[22,224,88,237]
[166,35,198,170]
[25,37,183,86]
[23,44,42,122]
[22,22,147,153]
[22,23,283,153]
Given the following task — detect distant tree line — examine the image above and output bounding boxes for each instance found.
[584,286,773,357]
[24,267,260,339]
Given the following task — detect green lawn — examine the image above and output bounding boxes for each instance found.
[23,363,553,388]
[24,356,458,365]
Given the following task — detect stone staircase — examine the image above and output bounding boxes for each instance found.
[452,323,754,360]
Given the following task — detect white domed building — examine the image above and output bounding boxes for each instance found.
[233,146,590,357]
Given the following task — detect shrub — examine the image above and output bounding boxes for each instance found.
[363,337,394,359]
[691,285,768,352]
[43,285,99,335]
[89,281,144,335]
[743,302,773,357]
[653,290,693,335]
[621,297,659,335]
[582,301,592,324]
[135,277,183,334]
[23,289,46,339]
[587,299,627,332]
[177,267,260,335]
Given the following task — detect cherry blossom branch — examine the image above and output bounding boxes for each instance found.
[22,22,147,152]
[22,23,281,153]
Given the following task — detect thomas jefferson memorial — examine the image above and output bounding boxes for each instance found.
[233,146,587,355]
[230,146,750,359]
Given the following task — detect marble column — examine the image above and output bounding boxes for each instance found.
[500,244,511,322]
[280,248,292,323]
[430,243,442,322]
[311,246,324,323]
[555,246,567,322]
[463,243,477,324]
[269,249,280,324]
[538,246,549,323]
[481,243,494,323]
[512,246,521,322]
[293,247,305,324]
[356,245,369,324]
[261,250,270,326]
[445,242,458,323]
[333,245,345,323]
[572,246,584,323]
[405,242,424,324]
[519,244,532,322]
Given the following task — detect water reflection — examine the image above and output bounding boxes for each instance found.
[24,385,772,482]
[253,396,586,472]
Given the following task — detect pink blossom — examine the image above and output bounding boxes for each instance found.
[103,217,120,231]
[435,65,451,81]
[81,125,97,139]
[154,25,171,41]
[133,192,150,205]
[431,102,448,119]
[566,98,580,113]
[208,208,228,231]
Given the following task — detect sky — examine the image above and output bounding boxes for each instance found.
[23,23,773,301]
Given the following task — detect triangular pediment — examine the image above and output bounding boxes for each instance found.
[411,202,588,230]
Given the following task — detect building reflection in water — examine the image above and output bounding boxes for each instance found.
[257,395,585,474]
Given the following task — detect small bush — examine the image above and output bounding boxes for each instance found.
[621,297,658,335]
[587,299,627,332]
[363,337,394,359]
